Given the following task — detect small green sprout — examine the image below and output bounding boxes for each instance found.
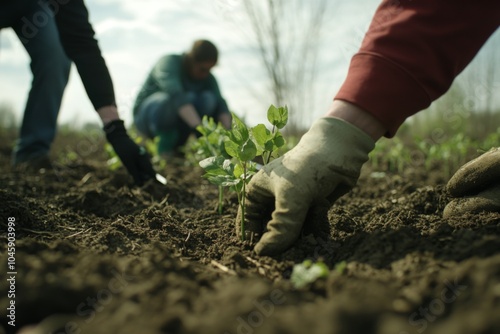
[290,260,329,289]
[199,112,259,240]
[105,128,166,172]
[186,116,229,214]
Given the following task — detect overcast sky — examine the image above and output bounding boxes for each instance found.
[0,0,499,130]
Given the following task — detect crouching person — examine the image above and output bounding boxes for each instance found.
[133,39,232,158]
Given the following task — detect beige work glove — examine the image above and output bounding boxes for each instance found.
[239,117,375,256]
[443,147,500,217]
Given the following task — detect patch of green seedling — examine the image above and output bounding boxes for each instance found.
[186,116,231,214]
[186,116,229,163]
[106,128,166,172]
[199,105,288,241]
[290,260,329,289]
[290,260,346,289]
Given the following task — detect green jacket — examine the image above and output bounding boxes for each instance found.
[133,54,228,116]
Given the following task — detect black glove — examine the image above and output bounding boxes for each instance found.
[104,120,156,185]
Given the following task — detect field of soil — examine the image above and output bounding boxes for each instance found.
[1,129,499,334]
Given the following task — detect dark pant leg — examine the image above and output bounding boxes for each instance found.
[11,0,71,164]
[190,91,218,118]
[134,92,179,138]
[134,92,187,155]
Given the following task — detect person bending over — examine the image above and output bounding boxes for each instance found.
[133,39,231,158]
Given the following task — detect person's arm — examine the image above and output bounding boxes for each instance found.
[240,0,500,256]
[218,111,232,129]
[325,101,385,141]
[207,75,231,129]
[54,0,156,185]
[54,0,117,122]
[152,55,202,127]
[335,0,500,137]
[178,104,201,128]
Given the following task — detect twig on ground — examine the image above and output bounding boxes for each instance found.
[77,172,93,186]
[66,227,91,238]
[210,260,237,275]
[245,256,272,269]
[21,228,54,236]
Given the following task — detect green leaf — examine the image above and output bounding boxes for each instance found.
[106,156,121,171]
[199,156,224,174]
[205,174,240,187]
[224,139,240,159]
[272,132,285,148]
[233,163,244,179]
[199,156,235,178]
[335,261,347,275]
[222,159,234,174]
[267,105,288,129]
[229,112,249,144]
[224,137,257,162]
[251,124,274,154]
[252,124,271,146]
[290,260,329,289]
[239,139,257,162]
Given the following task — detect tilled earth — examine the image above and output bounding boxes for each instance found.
[0,131,499,334]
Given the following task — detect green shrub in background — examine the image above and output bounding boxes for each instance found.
[369,122,500,178]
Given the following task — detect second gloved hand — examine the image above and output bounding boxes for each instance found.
[240,117,375,256]
[444,147,500,217]
[104,120,157,185]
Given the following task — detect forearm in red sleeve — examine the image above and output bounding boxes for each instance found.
[335,0,500,137]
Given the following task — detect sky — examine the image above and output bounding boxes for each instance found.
[0,0,499,130]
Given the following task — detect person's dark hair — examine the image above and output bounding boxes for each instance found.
[188,39,218,63]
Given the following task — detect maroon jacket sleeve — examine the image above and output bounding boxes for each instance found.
[334,0,500,137]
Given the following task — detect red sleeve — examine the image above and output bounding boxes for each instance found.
[334,0,500,137]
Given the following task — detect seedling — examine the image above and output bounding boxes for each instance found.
[187,116,229,164]
[290,260,329,288]
[105,129,166,172]
[105,143,122,171]
[257,104,288,164]
[186,116,230,214]
[199,105,288,240]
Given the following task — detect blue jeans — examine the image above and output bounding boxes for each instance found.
[1,0,71,164]
[134,91,218,153]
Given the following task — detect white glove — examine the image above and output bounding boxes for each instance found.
[238,117,375,256]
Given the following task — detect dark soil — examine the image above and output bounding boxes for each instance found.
[1,131,499,334]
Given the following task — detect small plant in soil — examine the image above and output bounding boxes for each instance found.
[290,260,330,289]
[199,105,288,240]
[105,128,166,171]
[185,116,230,214]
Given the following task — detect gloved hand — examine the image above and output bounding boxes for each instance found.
[443,147,500,217]
[239,117,375,256]
[104,120,157,185]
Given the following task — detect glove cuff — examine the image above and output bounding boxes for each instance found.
[295,117,375,185]
[315,117,375,153]
[302,117,375,168]
[103,119,126,141]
